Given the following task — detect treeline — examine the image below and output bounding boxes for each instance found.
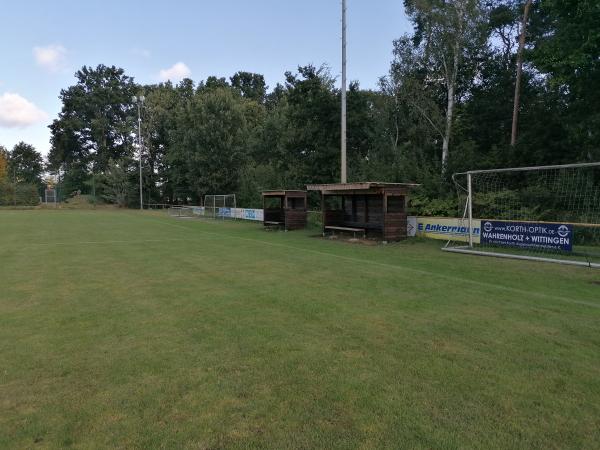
[10,0,600,211]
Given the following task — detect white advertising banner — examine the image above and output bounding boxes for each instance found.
[188,207,263,221]
[408,216,481,243]
[230,208,263,221]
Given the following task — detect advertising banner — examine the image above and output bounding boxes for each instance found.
[481,220,573,252]
[413,217,481,243]
[230,208,263,221]
[407,216,417,237]
[241,208,263,221]
[217,207,232,218]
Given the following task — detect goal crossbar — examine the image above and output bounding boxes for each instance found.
[454,161,600,176]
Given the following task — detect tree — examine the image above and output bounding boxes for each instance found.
[169,87,250,200]
[230,72,267,103]
[510,0,533,146]
[48,65,138,190]
[8,142,43,185]
[390,0,488,172]
[281,65,340,184]
[203,76,230,91]
[98,159,132,207]
[141,81,179,202]
[529,0,600,161]
[0,145,8,181]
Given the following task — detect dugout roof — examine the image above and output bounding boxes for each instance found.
[262,190,307,197]
[306,182,420,194]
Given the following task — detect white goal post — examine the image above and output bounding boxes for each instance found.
[443,162,600,268]
[44,189,57,206]
[168,205,197,218]
[204,194,236,220]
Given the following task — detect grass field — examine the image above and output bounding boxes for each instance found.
[1,210,599,449]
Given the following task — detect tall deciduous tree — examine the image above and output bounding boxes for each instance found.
[529,0,600,160]
[510,0,533,146]
[230,72,267,104]
[142,81,180,202]
[99,159,132,207]
[8,142,43,185]
[281,65,340,184]
[169,87,250,200]
[390,0,488,172]
[48,65,137,187]
[0,145,8,181]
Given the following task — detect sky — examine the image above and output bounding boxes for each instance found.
[0,0,411,156]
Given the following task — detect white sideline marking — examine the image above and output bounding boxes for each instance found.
[13,238,193,247]
[147,216,600,310]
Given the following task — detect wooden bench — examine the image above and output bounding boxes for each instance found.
[324,225,366,239]
[264,220,285,231]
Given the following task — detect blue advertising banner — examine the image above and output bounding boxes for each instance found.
[217,207,232,218]
[481,220,573,252]
[243,209,258,221]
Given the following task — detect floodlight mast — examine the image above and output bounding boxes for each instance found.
[341,0,347,184]
[132,95,145,210]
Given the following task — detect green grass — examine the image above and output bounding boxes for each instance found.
[1,210,599,449]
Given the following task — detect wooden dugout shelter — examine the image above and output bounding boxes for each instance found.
[262,190,307,231]
[307,182,419,241]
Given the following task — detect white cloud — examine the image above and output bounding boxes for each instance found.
[33,44,67,72]
[158,62,191,82]
[0,92,48,128]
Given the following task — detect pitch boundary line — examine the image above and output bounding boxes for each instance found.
[5,237,198,247]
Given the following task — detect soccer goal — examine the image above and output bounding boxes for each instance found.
[204,194,236,220]
[168,205,197,219]
[44,188,57,206]
[443,162,600,268]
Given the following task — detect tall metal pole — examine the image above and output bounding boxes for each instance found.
[137,100,143,210]
[341,0,347,184]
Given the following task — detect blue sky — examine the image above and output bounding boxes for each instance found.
[0,0,410,156]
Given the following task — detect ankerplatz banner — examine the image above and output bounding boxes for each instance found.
[408,217,481,243]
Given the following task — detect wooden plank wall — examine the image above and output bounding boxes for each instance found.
[384,212,408,240]
[324,210,344,227]
[285,210,307,230]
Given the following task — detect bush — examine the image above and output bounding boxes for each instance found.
[409,192,457,217]
[0,181,40,206]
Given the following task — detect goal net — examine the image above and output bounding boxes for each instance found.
[444,162,600,268]
[204,194,236,220]
[44,189,57,205]
[168,205,197,219]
